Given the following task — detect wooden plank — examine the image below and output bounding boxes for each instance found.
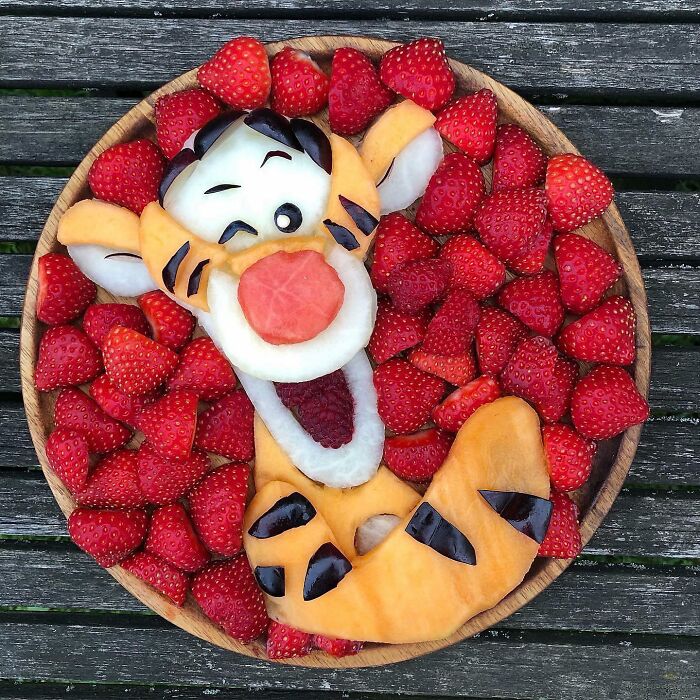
[2,17,699,97]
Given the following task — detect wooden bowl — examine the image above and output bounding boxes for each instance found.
[20,35,651,668]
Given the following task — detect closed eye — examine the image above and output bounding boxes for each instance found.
[261,150,293,168]
[204,184,240,195]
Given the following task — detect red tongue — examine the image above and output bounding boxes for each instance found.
[275,371,354,448]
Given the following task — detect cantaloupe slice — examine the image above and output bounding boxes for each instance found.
[58,199,140,252]
[244,397,551,644]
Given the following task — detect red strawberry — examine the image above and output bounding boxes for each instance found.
[270,47,329,117]
[435,89,498,164]
[82,303,149,347]
[370,213,438,293]
[192,557,269,642]
[102,326,178,395]
[554,232,622,314]
[137,290,195,351]
[384,428,452,481]
[571,365,649,439]
[266,621,312,660]
[387,258,451,315]
[138,390,198,462]
[474,188,548,263]
[167,337,236,401]
[154,88,221,158]
[34,325,102,391]
[509,218,554,276]
[438,235,505,300]
[415,153,485,235]
[121,551,190,607]
[475,307,529,376]
[37,253,96,326]
[146,502,209,572]
[368,301,426,365]
[328,47,393,135]
[136,441,209,505]
[88,139,165,214]
[492,124,547,193]
[546,154,614,233]
[538,491,581,558]
[373,358,445,433]
[409,347,476,386]
[312,635,363,658]
[68,507,148,568]
[195,390,254,461]
[422,289,480,356]
[497,270,564,337]
[90,374,160,427]
[542,424,596,492]
[558,296,636,365]
[78,449,145,508]
[197,36,271,110]
[379,38,455,111]
[45,428,91,494]
[54,387,132,453]
[432,376,502,432]
[188,463,248,557]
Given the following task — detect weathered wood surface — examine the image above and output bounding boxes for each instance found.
[3,18,700,97]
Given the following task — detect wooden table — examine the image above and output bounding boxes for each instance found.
[0,1,698,698]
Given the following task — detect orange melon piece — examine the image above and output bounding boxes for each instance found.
[244,397,550,644]
[58,199,140,252]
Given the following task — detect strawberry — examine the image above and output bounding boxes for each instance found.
[379,38,455,112]
[538,491,581,558]
[546,154,614,233]
[37,253,96,326]
[54,387,132,453]
[195,390,254,461]
[387,258,451,315]
[136,441,209,506]
[435,89,498,164]
[77,449,145,508]
[312,635,363,658]
[89,374,160,427]
[542,424,596,492]
[266,621,312,660]
[475,307,529,376]
[558,296,636,365]
[500,336,577,423]
[82,303,149,347]
[191,557,269,642]
[509,218,554,276]
[146,502,210,573]
[415,153,485,235]
[270,47,329,117]
[167,337,236,401]
[188,463,248,557]
[34,325,102,391]
[88,139,165,214]
[370,213,438,293]
[154,88,221,159]
[68,507,148,568]
[373,358,445,433]
[137,290,195,351]
[553,232,622,314]
[328,47,393,135]
[197,36,271,110]
[571,365,649,440]
[409,347,476,386]
[438,235,505,300]
[138,390,198,462]
[45,428,91,494]
[422,289,480,356]
[474,188,548,263]
[121,551,190,607]
[102,326,178,395]
[384,428,452,481]
[492,124,547,193]
[432,376,502,432]
[497,270,564,337]
[368,301,426,365]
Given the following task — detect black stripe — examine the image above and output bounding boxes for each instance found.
[339,194,379,235]
[204,183,240,194]
[254,565,285,597]
[248,492,316,539]
[260,150,293,168]
[479,490,553,544]
[290,118,332,174]
[244,108,302,152]
[104,252,142,260]
[187,258,209,298]
[193,110,245,159]
[323,219,360,251]
[405,502,476,565]
[159,148,197,205]
[303,543,352,601]
[161,241,190,294]
[218,220,258,245]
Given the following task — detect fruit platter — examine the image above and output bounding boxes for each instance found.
[20,35,651,667]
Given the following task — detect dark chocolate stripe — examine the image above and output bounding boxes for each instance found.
[204,183,240,194]
[339,194,379,236]
[248,492,316,539]
[161,241,190,294]
[260,150,292,168]
[159,148,197,205]
[405,502,476,565]
[254,565,285,597]
[104,252,142,260]
[323,219,360,251]
[194,110,245,159]
[290,118,332,174]
[479,490,553,544]
[187,258,209,298]
[218,220,258,245]
[303,543,352,601]
[244,108,302,152]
